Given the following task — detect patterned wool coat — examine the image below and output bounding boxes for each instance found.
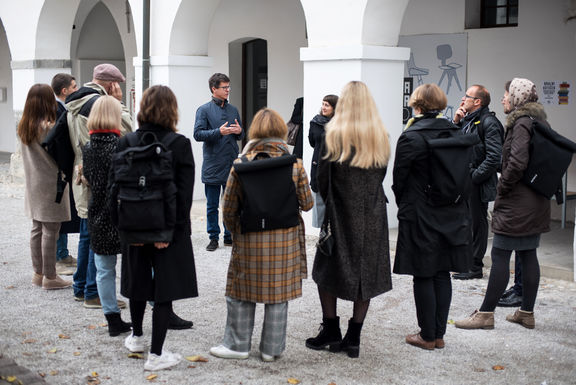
[82,132,121,256]
[223,139,313,304]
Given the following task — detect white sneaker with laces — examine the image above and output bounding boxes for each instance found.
[124,334,145,353]
[144,350,182,371]
[209,345,249,359]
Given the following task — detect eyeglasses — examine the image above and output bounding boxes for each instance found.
[465,94,480,100]
[217,86,231,90]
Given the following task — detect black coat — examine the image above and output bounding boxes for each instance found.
[118,123,198,302]
[392,116,471,277]
[83,133,121,255]
[308,114,330,192]
[457,106,503,202]
[312,157,391,301]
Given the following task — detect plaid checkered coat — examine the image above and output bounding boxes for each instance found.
[223,139,313,304]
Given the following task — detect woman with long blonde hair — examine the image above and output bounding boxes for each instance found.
[18,84,72,290]
[306,81,392,358]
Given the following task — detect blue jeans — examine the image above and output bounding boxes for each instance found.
[205,184,231,241]
[56,233,68,261]
[73,218,98,300]
[94,253,120,315]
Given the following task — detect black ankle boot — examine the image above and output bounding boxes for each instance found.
[341,318,363,358]
[305,317,342,351]
[168,311,193,330]
[105,313,132,337]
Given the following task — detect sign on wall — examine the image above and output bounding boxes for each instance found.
[398,33,468,122]
[403,77,413,124]
[541,81,571,106]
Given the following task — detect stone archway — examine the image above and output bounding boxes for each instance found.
[0,18,14,153]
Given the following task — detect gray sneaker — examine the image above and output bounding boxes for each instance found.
[125,334,146,353]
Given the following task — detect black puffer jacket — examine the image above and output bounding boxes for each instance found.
[83,132,121,255]
[457,106,503,202]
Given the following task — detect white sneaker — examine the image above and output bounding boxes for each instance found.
[144,350,182,371]
[124,334,145,353]
[209,345,249,360]
[261,352,275,362]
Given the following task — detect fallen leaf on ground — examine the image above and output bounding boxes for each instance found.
[492,365,505,370]
[37,372,46,377]
[21,353,32,357]
[23,339,37,344]
[447,319,455,325]
[128,353,144,359]
[6,285,15,289]
[87,325,97,330]
[47,348,58,353]
[91,371,99,377]
[6,376,21,383]
[287,379,301,384]
[49,370,58,376]
[73,351,81,356]
[99,323,107,327]
[146,374,158,381]
[185,355,209,362]
[328,382,337,385]
[188,365,196,368]
[473,368,486,372]
[58,334,70,339]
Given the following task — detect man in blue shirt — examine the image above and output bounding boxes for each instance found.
[194,73,244,251]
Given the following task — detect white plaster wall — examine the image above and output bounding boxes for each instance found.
[207,0,307,122]
[0,22,15,153]
[401,0,576,190]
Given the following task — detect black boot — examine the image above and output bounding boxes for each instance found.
[305,317,342,351]
[168,311,193,330]
[340,318,363,358]
[105,313,132,337]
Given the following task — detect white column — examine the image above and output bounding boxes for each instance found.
[300,45,410,230]
[134,55,214,201]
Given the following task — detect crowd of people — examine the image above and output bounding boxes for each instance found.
[19,62,551,371]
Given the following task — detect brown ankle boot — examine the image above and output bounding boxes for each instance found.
[32,273,43,287]
[42,275,73,290]
[405,333,435,350]
[506,309,535,329]
[454,310,494,329]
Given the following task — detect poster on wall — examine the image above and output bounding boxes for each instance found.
[541,81,570,105]
[398,33,468,122]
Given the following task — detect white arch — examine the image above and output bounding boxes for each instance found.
[170,0,221,56]
[36,0,80,59]
[362,0,410,46]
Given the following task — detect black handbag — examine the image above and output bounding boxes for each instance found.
[316,161,334,256]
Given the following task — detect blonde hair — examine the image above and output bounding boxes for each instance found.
[409,83,447,113]
[87,96,122,132]
[248,108,288,140]
[324,81,390,168]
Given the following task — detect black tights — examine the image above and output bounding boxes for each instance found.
[129,299,173,355]
[413,271,452,342]
[480,247,540,312]
[318,288,370,323]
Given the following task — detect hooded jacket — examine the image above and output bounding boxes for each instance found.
[66,82,132,217]
[491,102,551,236]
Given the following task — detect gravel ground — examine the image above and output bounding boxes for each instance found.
[0,162,575,385]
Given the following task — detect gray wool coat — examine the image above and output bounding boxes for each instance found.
[22,125,71,223]
[312,157,392,301]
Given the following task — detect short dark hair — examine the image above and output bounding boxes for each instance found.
[51,73,75,96]
[209,73,230,92]
[322,94,339,118]
[471,84,491,107]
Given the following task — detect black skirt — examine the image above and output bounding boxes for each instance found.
[120,228,198,303]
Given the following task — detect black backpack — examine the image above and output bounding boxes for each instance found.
[521,117,576,202]
[424,131,480,206]
[233,153,299,233]
[109,131,179,244]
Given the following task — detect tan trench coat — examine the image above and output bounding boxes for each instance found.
[223,139,313,304]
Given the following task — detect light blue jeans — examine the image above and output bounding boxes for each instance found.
[94,253,120,315]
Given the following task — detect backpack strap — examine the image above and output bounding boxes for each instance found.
[78,94,101,117]
[160,131,179,148]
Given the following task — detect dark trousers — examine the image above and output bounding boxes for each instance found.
[511,253,523,295]
[413,271,452,342]
[205,183,231,241]
[469,186,488,272]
